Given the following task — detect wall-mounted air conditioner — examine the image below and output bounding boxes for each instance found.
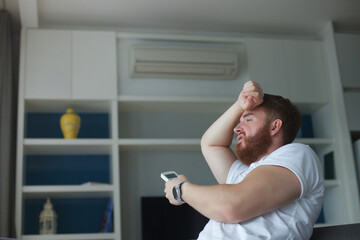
[130,45,239,80]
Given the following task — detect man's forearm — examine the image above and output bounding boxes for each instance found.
[201,102,244,148]
[200,102,244,183]
[181,181,245,224]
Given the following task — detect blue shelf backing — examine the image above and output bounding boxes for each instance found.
[23,198,113,234]
[26,113,110,138]
[25,155,110,185]
[296,115,314,138]
[316,207,325,224]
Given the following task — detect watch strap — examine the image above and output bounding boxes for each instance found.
[173,180,188,203]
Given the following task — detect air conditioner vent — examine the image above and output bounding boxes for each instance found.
[130,45,238,80]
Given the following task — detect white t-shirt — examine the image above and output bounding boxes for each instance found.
[197,143,324,240]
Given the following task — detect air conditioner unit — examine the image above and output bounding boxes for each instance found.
[130,45,238,80]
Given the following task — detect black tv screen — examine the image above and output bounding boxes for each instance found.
[141,197,209,240]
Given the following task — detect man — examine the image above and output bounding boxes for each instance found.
[164,81,324,239]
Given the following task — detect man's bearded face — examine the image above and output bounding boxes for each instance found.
[235,123,272,165]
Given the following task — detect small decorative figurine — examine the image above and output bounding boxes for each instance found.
[60,107,81,139]
[39,197,57,235]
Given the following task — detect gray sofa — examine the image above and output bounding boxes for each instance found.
[311,223,360,240]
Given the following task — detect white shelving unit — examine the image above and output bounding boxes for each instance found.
[16,27,360,240]
[16,29,121,240]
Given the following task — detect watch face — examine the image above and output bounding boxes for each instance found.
[172,186,178,199]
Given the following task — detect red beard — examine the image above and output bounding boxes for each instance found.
[235,124,272,166]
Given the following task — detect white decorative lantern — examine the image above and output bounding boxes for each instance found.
[39,197,57,234]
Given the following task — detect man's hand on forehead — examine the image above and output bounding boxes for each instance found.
[238,81,264,111]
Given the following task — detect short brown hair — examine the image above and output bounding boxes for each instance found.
[259,94,302,145]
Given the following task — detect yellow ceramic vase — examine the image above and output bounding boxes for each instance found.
[60,107,81,139]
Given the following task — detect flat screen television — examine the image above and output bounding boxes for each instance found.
[141,197,208,240]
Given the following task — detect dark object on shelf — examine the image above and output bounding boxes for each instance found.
[324,151,336,180]
[100,201,113,233]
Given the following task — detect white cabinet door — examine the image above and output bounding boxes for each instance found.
[335,33,360,88]
[245,38,290,98]
[72,31,117,99]
[283,40,328,103]
[25,29,72,99]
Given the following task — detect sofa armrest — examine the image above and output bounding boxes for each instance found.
[311,223,360,240]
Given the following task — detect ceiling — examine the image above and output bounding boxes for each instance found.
[2,0,360,37]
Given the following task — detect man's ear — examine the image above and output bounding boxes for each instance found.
[270,119,282,136]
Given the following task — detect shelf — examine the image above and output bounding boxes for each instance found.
[23,185,113,198]
[324,180,339,188]
[24,139,113,154]
[21,233,115,240]
[118,138,201,151]
[294,138,334,146]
